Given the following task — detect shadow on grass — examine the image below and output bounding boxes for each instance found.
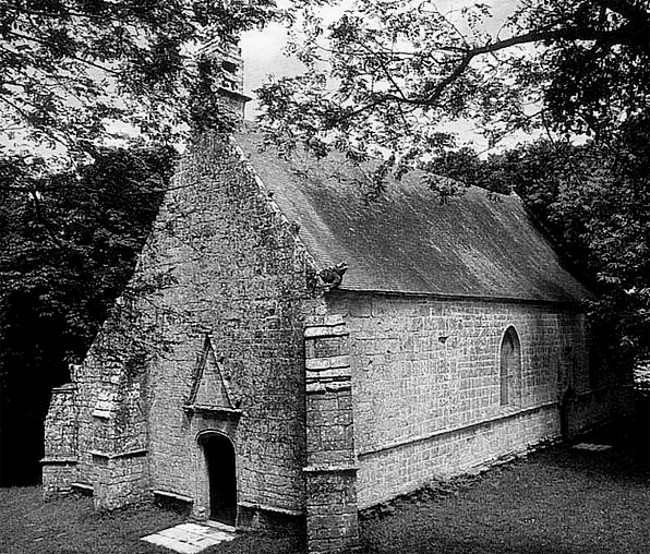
[543,415,650,481]
[360,424,650,554]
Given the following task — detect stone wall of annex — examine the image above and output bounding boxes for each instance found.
[46,309,153,509]
[324,291,615,508]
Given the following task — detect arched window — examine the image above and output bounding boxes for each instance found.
[500,326,521,406]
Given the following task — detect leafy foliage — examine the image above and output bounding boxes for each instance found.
[258,0,649,175]
[0,146,173,484]
[0,0,277,168]
[428,128,649,364]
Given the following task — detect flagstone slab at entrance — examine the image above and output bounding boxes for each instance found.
[572,443,612,452]
[141,522,235,554]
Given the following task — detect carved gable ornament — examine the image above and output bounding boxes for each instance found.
[184,334,241,416]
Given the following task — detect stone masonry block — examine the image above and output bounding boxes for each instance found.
[305,356,351,371]
[304,325,349,339]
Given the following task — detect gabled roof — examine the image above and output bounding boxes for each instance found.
[235,129,589,304]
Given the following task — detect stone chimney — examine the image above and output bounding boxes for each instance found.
[201,36,251,121]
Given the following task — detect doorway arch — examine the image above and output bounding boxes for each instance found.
[197,431,237,525]
[499,326,521,406]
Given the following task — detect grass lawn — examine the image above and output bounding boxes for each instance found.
[1,433,648,554]
[362,439,650,554]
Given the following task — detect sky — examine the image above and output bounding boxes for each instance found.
[241,0,518,97]
[239,0,526,153]
[0,1,527,163]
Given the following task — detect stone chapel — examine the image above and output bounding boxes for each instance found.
[42,40,628,554]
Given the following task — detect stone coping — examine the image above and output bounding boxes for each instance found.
[152,489,194,503]
[90,448,148,460]
[304,325,349,338]
[182,405,243,415]
[51,383,77,393]
[238,500,303,517]
[357,401,560,459]
[306,381,352,393]
[71,482,94,492]
[303,463,359,474]
[40,457,78,465]
[305,356,351,371]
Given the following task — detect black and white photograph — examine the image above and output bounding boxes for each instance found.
[1,1,648,553]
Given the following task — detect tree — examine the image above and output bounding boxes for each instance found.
[428,133,649,368]
[0,145,174,485]
[256,0,649,364]
[0,0,286,485]
[0,0,277,171]
[258,0,649,183]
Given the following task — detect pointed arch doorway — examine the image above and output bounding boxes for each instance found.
[198,432,237,525]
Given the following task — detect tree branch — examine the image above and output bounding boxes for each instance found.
[410,20,648,107]
[6,30,122,76]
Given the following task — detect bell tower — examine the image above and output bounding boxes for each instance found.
[202,36,251,121]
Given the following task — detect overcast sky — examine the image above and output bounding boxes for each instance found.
[241,0,516,96]
[240,1,523,152]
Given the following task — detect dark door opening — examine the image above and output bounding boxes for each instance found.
[201,433,236,525]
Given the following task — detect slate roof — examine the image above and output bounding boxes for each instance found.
[235,129,589,304]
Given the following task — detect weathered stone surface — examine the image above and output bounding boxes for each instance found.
[42,382,79,496]
[304,318,360,554]
[42,93,620,554]
[139,133,320,515]
[324,290,618,508]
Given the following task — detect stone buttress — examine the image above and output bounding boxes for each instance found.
[303,315,360,554]
[42,366,79,497]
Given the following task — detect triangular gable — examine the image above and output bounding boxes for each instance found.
[185,335,241,414]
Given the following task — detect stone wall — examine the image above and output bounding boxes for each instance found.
[42,381,78,496]
[127,132,322,517]
[67,304,153,508]
[93,450,149,509]
[325,291,615,508]
[43,333,152,508]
